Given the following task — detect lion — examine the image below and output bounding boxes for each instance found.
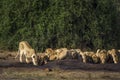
[54,48,68,60]
[67,49,79,59]
[74,49,87,63]
[44,48,57,61]
[107,49,119,64]
[92,54,100,63]
[49,54,57,61]
[96,49,108,64]
[84,51,99,63]
[15,41,38,65]
[45,48,55,56]
[78,49,99,63]
[73,49,85,61]
[37,53,49,65]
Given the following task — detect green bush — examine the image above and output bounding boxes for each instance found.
[0,0,119,51]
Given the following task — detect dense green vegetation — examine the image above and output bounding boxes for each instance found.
[0,0,119,51]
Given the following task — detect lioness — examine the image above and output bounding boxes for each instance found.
[15,41,38,65]
[45,48,57,61]
[78,49,100,63]
[96,49,108,64]
[107,49,119,64]
[67,49,79,59]
[45,48,54,56]
[55,48,68,60]
[38,53,49,65]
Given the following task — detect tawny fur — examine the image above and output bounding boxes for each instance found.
[45,48,57,61]
[37,53,49,65]
[78,49,99,63]
[96,49,108,64]
[67,49,80,59]
[107,49,119,64]
[15,41,38,65]
[55,48,68,60]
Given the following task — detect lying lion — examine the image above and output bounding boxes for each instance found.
[54,48,68,60]
[45,48,57,61]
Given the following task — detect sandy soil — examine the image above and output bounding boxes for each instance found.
[0,51,120,80]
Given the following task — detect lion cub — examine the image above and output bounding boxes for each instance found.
[15,41,38,65]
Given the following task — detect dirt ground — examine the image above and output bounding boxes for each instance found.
[0,51,120,80]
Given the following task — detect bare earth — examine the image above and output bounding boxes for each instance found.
[0,51,120,80]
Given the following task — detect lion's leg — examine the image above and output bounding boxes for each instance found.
[102,60,105,64]
[20,51,24,63]
[82,55,87,63]
[113,56,118,64]
[32,58,37,65]
[32,55,38,66]
[101,58,105,64]
[44,60,48,64]
[26,58,30,64]
[24,51,31,64]
[113,60,117,64]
